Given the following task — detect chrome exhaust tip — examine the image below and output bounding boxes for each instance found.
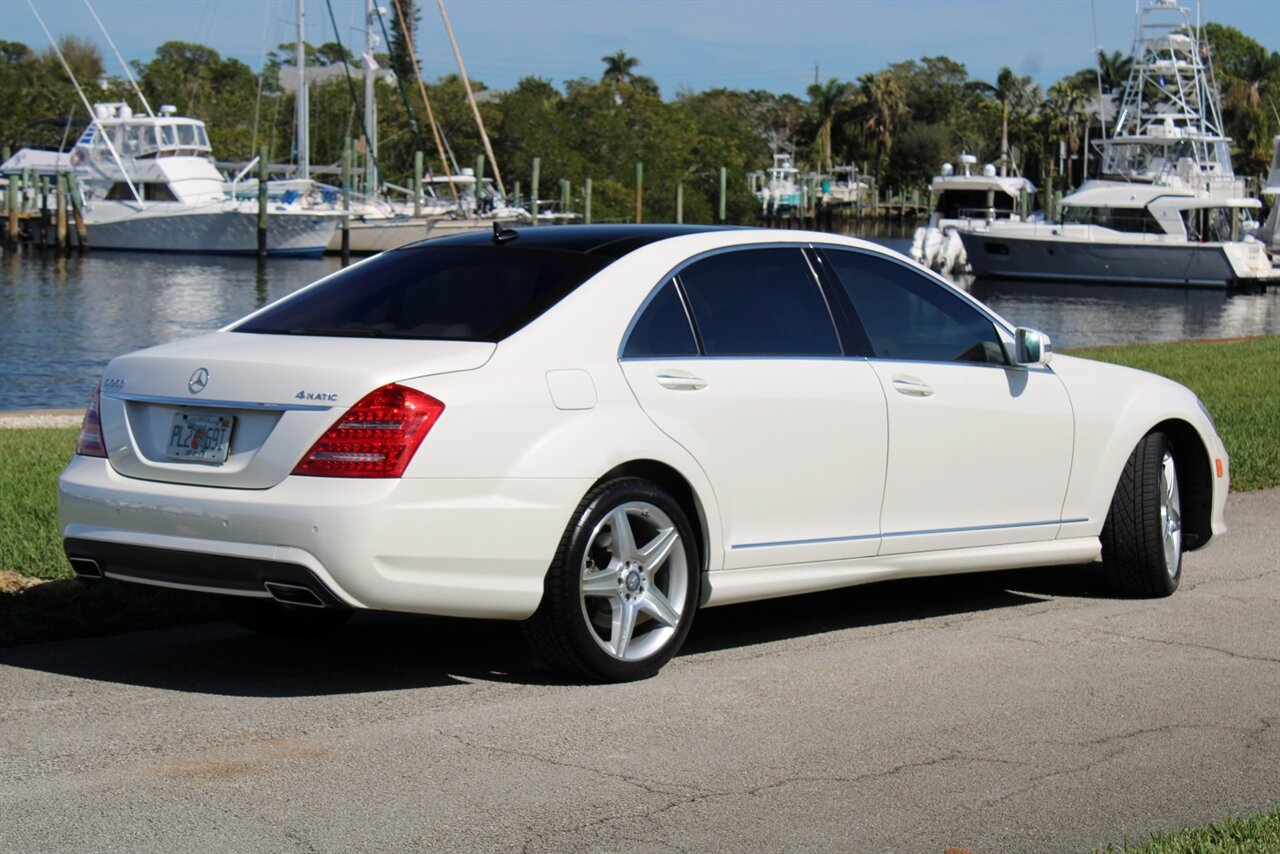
[264,581,326,608]
[68,557,103,579]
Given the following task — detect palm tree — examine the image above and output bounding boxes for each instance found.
[972,68,1041,176]
[601,51,640,85]
[1096,50,1134,94]
[807,77,853,173]
[857,71,907,185]
[1046,81,1089,186]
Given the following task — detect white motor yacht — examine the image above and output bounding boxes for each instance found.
[910,154,1037,276]
[958,0,1279,287]
[70,103,339,255]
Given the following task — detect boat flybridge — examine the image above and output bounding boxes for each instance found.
[910,154,1038,276]
[71,102,339,255]
[958,0,1279,287]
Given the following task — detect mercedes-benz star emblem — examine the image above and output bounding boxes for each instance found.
[188,367,210,394]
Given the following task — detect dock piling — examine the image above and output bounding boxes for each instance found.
[256,145,268,259]
[341,137,352,265]
[413,151,423,217]
[718,167,726,224]
[583,178,592,225]
[65,169,87,250]
[676,182,683,224]
[55,173,68,252]
[5,171,17,250]
[634,162,643,224]
[530,158,540,226]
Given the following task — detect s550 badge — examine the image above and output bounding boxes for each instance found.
[102,377,127,390]
[296,391,339,402]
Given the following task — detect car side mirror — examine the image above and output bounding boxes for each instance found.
[1013,327,1052,367]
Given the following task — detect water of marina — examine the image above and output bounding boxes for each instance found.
[3,239,1279,411]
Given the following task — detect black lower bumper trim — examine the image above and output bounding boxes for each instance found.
[63,538,345,608]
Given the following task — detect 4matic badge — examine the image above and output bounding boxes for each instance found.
[296,390,339,402]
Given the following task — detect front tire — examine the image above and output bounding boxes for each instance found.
[1100,432,1183,597]
[527,478,701,682]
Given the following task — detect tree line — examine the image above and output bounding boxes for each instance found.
[1,21,1276,225]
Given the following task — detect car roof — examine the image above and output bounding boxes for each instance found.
[404,224,743,259]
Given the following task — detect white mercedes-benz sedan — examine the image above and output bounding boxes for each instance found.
[59,225,1229,681]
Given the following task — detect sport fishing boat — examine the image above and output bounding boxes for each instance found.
[910,154,1037,276]
[958,0,1279,288]
[68,103,339,255]
[749,152,803,214]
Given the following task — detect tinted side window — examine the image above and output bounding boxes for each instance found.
[623,280,698,358]
[236,246,610,342]
[824,250,1007,364]
[678,248,840,357]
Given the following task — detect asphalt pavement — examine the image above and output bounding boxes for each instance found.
[2,489,1277,853]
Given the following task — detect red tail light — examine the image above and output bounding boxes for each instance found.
[292,384,444,478]
[75,382,107,458]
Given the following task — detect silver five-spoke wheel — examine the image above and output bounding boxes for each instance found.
[580,501,689,661]
[527,478,700,682]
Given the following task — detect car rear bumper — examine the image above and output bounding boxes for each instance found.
[58,455,591,619]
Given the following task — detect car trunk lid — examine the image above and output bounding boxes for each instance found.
[98,331,494,488]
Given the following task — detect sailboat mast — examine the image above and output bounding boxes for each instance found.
[296,0,310,181]
[364,0,378,195]
[437,0,505,197]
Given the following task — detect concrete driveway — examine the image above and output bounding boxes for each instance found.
[2,489,1277,853]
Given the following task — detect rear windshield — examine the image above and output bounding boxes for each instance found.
[235,245,612,341]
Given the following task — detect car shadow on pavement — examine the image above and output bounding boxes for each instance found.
[0,563,1108,695]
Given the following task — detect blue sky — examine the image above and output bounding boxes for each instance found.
[5,0,1278,97]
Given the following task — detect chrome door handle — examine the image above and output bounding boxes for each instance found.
[655,373,707,391]
[891,376,933,397]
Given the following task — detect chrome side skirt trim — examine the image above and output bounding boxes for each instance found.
[733,533,878,550]
[731,518,1089,550]
[706,537,1103,608]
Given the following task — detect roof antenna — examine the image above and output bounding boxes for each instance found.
[492,222,519,244]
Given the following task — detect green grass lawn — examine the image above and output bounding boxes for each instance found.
[0,427,79,580]
[1102,806,1280,852]
[1067,336,1280,492]
[0,426,220,644]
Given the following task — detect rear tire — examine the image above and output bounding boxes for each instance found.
[527,478,701,682]
[1100,432,1183,597]
[218,596,353,637]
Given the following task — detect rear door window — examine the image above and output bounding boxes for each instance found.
[822,249,1007,364]
[677,248,841,357]
[236,246,611,341]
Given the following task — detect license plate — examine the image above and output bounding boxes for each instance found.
[166,412,235,463]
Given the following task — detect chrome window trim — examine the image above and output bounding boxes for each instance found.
[103,392,334,412]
